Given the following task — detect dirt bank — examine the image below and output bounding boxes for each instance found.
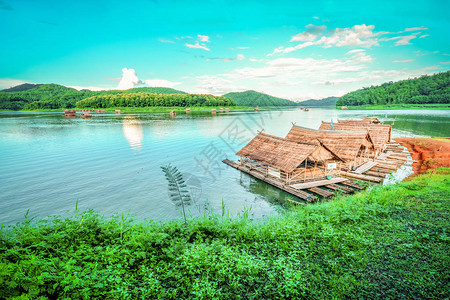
[395,137,450,177]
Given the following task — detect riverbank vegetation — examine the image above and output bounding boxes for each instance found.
[342,103,450,110]
[337,71,449,107]
[0,84,188,110]
[76,93,234,108]
[1,168,448,299]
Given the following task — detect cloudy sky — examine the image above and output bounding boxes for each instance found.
[1,0,449,100]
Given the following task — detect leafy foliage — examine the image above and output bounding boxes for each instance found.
[76,93,234,108]
[298,96,338,107]
[0,168,449,299]
[223,90,298,107]
[337,71,450,106]
[161,164,192,224]
[0,84,188,110]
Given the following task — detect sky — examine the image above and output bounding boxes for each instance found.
[0,0,449,100]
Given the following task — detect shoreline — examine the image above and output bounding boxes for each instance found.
[395,137,450,177]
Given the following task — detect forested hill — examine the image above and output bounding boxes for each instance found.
[336,71,450,107]
[0,83,188,110]
[223,90,298,106]
[298,96,338,107]
[0,83,43,92]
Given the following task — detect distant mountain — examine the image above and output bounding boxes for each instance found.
[1,83,43,93]
[337,71,450,106]
[298,97,338,107]
[223,90,297,107]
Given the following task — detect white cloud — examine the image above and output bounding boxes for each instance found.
[198,34,210,42]
[185,42,210,51]
[393,59,414,63]
[0,78,28,89]
[206,54,245,62]
[144,79,181,88]
[290,24,326,42]
[440,61,450,65]
[269,24,379,56]
[236,46,249,49]
[313,16,319,20]
[191,75,247,95]
[384,34,418,46]
[117,68,142,90]
[68,85,107,91]
[158,38,175,43]
[419,34,430,39]
[346,49,366,54]
[404,26,428,32]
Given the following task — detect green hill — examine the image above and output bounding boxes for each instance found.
[337,71,450,107]
[298,96,338,107]
[223,90,297,107]
[1,83,43,93]
[0,83,189,110]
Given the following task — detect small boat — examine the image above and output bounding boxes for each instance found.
[304,108,309,111]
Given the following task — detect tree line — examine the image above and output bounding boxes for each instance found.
[336,71,450,106]
[76,93,235,108]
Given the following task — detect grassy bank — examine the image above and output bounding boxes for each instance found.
[340,103,450,110]
[1,168,449,299]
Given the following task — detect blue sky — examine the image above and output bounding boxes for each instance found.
[1,0,449,99]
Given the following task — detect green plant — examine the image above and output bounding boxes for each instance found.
[161,164,192,224]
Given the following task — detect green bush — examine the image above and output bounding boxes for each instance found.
[1,168,449,299]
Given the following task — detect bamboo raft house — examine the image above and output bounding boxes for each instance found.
[223,118,410,204]
[319,120,391,153]
[235,132,344,185]
[285,125,376,170]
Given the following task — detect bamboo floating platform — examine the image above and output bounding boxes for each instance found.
[223,118,412,204]
[290,178,347,189]
[223,159,317,202]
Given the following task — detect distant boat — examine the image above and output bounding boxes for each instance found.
[304,108,309,111]
[300,107,304,110]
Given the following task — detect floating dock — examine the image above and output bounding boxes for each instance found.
[223,141,409,204]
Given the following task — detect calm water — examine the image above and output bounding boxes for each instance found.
[1,108,449,225]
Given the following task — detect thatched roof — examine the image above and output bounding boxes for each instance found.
[319,122,391,150]
[236,132,342,173]
[338,117,381,124]
[286,125,374,162]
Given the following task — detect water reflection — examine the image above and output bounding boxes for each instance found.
[122,116,143,150]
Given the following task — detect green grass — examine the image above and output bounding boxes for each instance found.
[340,103,450,110]
[1,168,449,299]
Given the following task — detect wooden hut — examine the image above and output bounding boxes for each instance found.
[286,125,375,169]
[225,108,230,112]
[211,109,217,114]
[115,110,121,114]
[186,108,191,113]
[341,106,348,110]
[169,110,177,116]
[236,132,344,184]
[254,107,259,112]
[319,121,391,153]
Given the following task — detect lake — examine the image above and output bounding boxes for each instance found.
[1,108,449,225]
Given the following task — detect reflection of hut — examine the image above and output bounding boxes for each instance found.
[123,116,143,150]
[286,125,375,169]
[62,110,76,117]
[236,132,344,184]
[319,120,391,153]
[115,110,121,114]
[81,112,92,119]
